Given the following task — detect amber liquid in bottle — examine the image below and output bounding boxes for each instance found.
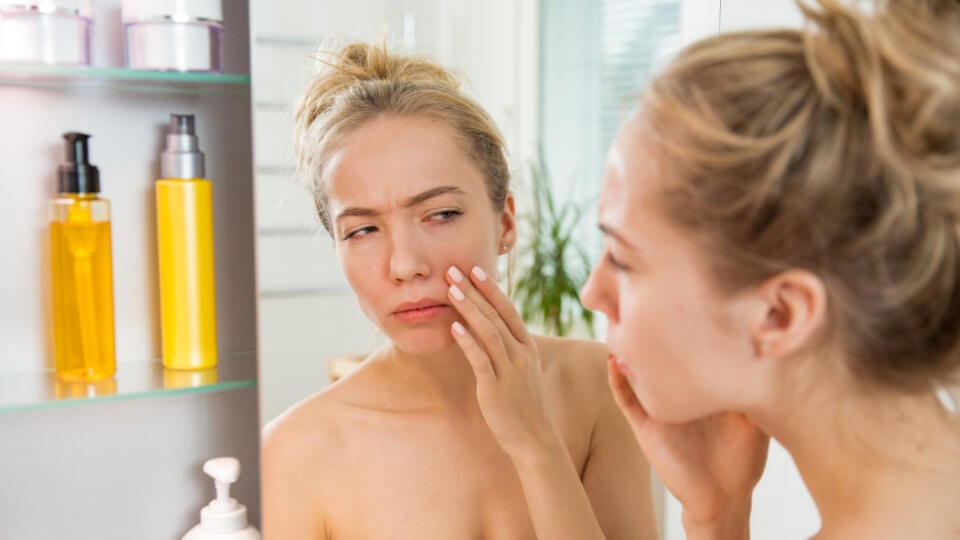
[50,194,116,381]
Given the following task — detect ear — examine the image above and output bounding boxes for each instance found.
[752,269,827,359]
[498,192,517,253]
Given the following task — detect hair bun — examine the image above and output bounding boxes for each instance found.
[295,42,463,173]
[319,41,459,88]
[800,0,960,215]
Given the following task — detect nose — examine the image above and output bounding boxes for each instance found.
[388,228,431,282]
[580,262,618,324]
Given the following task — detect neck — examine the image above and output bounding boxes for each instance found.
[372,341,480,414]
[749,366,960,539]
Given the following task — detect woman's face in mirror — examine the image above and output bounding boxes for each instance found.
[581,113,757,423]
[324,113,513,356]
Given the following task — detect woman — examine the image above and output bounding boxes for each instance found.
[261,43,658,539]
[468,0,959,538]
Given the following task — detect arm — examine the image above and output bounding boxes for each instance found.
[446,266,626,539]
[508,364,659,540]
[509,433,609,540]
[580,362,659,540]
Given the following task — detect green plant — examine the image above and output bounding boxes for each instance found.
[512,151,595,337]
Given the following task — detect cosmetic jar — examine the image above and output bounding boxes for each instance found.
[0,0,93,65]
[121,0,223,72]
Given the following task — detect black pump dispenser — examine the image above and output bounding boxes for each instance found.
[58,132,100,194]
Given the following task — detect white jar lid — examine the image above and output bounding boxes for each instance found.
[120,0,222,23]
[0,0,93,17]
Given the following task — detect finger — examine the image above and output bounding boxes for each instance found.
[607,354,649,430]
[468,265,531,344]
[447,266,518,352]
[447,280,512,372]
[451,321,498,380]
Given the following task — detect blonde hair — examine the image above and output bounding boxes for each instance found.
[294,42,510,233]
[643,0,960,390]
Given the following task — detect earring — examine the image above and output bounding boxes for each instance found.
[501,242,512,253]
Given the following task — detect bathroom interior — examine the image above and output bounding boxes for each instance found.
[0,0,822,538]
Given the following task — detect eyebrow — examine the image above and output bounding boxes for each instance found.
[598,223,637,250]
[335,185,467,222]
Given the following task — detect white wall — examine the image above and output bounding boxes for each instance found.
[720,0,803,31]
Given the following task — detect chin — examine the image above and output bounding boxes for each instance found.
[633,382,709,424]
[387,326,459,356]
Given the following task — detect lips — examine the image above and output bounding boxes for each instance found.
[391,298,452,323]
[393,299,448,314]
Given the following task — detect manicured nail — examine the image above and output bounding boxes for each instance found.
[448,266,464,283]
[452,321,467,335]
[450,284,465,301]
[471,266,487,281]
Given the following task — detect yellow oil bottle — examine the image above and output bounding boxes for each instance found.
[49,132,116,381]
[156,114,218,370]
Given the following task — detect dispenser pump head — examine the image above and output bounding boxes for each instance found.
[161,113,205,179]
[198,457,250,533]
[171,113,196,136]
[204,457,239,509]
[58,132,100,194]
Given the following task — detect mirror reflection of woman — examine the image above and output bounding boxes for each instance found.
[261,44,658,539]
[577,0,959,538]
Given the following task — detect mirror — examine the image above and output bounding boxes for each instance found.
[249,1,817,539]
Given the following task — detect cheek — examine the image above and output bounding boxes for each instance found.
[430,217,499,270]
[612,278,709,367]
[337,245,383,313]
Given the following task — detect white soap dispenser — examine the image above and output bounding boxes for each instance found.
[183,457,261,540]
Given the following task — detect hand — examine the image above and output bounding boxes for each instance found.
[445,265,560,459]
[607,355,769,536]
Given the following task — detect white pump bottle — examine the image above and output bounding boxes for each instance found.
[182,457,261,540]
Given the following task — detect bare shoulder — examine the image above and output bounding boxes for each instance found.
[262,388,341,464]
[261,381,350,501]
[533,334,610,392]
[260,362,383,539]
[262,360,378,465]
[532,334,613,441]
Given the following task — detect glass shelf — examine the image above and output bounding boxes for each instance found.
[0,351,257,414]
[0,63,251,97]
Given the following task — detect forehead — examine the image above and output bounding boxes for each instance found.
[324,114,486,208]
[599,115,659,224]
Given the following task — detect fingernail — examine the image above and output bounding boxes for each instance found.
[448,266,464,283]
[450,284,465,301]
[471,266,487,281]
[452,321,467,335]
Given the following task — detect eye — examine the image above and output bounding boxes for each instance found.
[343,225,378,241]
[427,209,463,222]
[605,251,631,272]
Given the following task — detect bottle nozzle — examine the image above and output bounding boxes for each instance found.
[59,132,100,194]
[161,113,205,179]
[64,132,91,165]
[196,457,252,534]
[203,457,239,509]
[170,114,196,136]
